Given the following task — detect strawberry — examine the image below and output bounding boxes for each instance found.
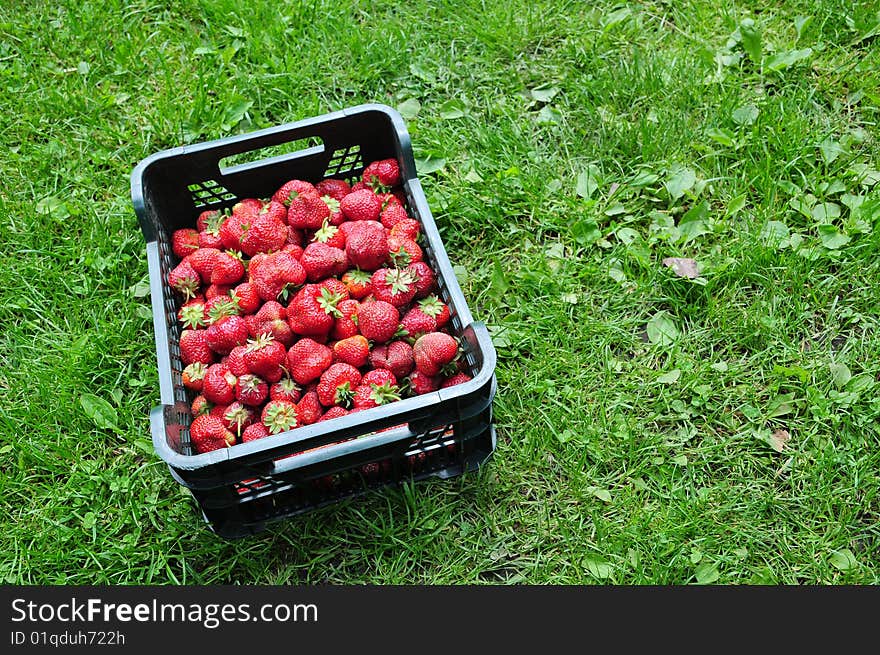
[316,178,351,201]
[240,203,288,256]
[340,188,382,221]
[344,220,388,271]
[387,235,423,266]
[185,247,222,279]
[330,298,360,340]
[389,217,420,241]
[202,363,238,404]
[198,230,225,250]
[341,268,372,299]
[284,229,304,250]
[319,194,345,226]
[231,282,261,315]
[400,296,449,338]
[272,179,317,207]
[190,394,213,417]
[441,372,472,388]
[197,209,221,232]
[205,315,248,355]
[261,399,299,434]
[219,211,249,251]
[243,333,287,377]
[242,422,271,443]
[300,242,348,281]
[222,401,255,436]
[204,294,239,325]
[379,203,409,230]
[332,335,370,368]
[251,251,306,302]
[356,300,400,343]
[318,406,350,422]
[287,338,333,385]
[204,283,233,301]
[197,209,226,248]
[377,191,402,211]
[261,364,285,384]
[317,362,362,407]
[311,221,346,249]
[296,390,323,425]
[362,158,401,190]
[350,181,369,193]
[249,300,295,346]
[369,340,414,379]
[270,377,302,403]
[407,261,436,299]
[236,373,269,407]
[178,298,207,329]
[233,198,264,215]
[413,332,459,376]
[168,260,200,299]
[179,329,214,366]
[189,415,235,453]
[370,267,417,307]
[172,228,200,259]
[210,251,245,286]
[288,189,331,230]
[225,345,249,376]
[182,362,207,392]
[362,368,397,388]
[287,284,344,337]
[352,377,400,410]
[407,370,441,395]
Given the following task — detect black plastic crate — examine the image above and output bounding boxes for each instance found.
[131,104,497,539]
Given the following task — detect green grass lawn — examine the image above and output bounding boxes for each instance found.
[1,0,878,584]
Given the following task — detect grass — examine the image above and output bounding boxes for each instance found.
[1,0,878,584]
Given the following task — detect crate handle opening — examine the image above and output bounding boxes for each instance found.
[218,136,325,175]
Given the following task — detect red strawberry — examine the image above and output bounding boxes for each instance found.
[332,335,370,368]
[197,209,227,247]
[284,228,304,249]
[197,209,222,232]
[202,363,238,404]
[352,378,400,409]
[210,251,245,286]
[236,373,269,407]
[317,362,362,407]
[362,158,401,190]
[231,282,261,315]
[441,372,472,388]
[240,203,288,256]
[182,362,208,392]
[168,260,200,299]
[270,377,302,403]
[340,188,382,221]
[377,191,402,211]
[387,235,423,266]
[407,370,441,395]
[319,194,345,226]
[288,189,331,230]
[287,284,344,337]
[172,228,200,259]
[204,294,239,325]
[369,340,414,379]
[362,368,397,388]
[251,251,306,302]
[243,334,287,377]
[300,242,348,281]
[261,399,299,434]
[272,179,317,207]
[356,300,400,343]
[225,345,249,376]
[287,338,333,385]
[198,230,225,250]
[296,390,323,425]
[341,268,372,299]
[233,198,264,215]
[242,422,271,443]
[330,298,360,340]
[380,203,409,230]
[249,300,295,346]
[179,329,214,366]
[345,220,388,271]
[178,298,207,329]
[191,394,213,417]
[222,401,256,436]
[350,181,369,193]
[318,406,350,422]
[204,283,233,300]
[311,221,346,249]
[315,178,351,201]
[370,267,417,307]
[390,218,420,241]
[185,247,222,279]
[189,415,235,453]
[205,315,248,355]
[413,332,459,376]
[219,210,249,251]
[400,296,450,338]
[407,261,436,299]
[261,364,285,384]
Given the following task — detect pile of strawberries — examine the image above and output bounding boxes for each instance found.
[167,158,471,454]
